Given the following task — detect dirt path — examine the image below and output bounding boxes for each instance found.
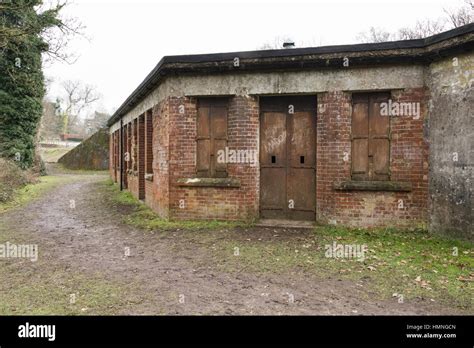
[0,173,463,315]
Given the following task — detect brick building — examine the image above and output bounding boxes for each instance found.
[108,24,473,238]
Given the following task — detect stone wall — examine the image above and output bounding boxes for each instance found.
[427,52,473,241]
[59,128,109,170]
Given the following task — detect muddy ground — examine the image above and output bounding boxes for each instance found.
[0,171,468,315]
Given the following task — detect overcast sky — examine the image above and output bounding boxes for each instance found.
[44,0,466,115]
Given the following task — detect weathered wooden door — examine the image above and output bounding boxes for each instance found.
[260,96,316,221]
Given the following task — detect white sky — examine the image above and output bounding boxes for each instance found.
[44,0,466,114]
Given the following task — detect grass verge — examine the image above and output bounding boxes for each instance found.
[38,146,71,163]
[46,163,108,175]
[215,225,473,310]
[0,265,140,315]
[0,175,73,214]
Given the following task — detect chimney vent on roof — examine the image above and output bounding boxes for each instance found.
[283,41,295,49]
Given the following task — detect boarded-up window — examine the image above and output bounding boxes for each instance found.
[351,93,390,181]
[196,98,228,178]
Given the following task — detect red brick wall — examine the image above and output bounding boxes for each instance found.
[316,91,352,224]
[316,89,429,227]
[145,100,170,217]
[128,175,139,199]
[167,95,259,221]
[110,89,428,226]
[127,120,139,200]
[390,88,429,222]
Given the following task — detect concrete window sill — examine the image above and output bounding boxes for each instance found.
[145,174,154,182]
[333,180,412,192]
[177,177,241,188]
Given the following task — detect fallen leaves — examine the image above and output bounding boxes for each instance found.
[457,275,473,282]
[414,276,432,289]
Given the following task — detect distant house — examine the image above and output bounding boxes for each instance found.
[107,24,473,239]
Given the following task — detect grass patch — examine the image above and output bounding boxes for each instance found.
[0,265,138,315]
[215,226,473,310]
[0,175,73,213]
[315,226,473,308]
[38,146,71,163]
[46,163,108,175]
[102,179,252,231]
[0,222,143,315]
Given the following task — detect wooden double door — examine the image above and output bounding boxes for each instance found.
[259,96,316,221]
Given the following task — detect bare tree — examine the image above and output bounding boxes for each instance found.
[59,80,100,134]
[397,18,447,40]
[444,0,474,28]
[40,2,87,65]
[356,0,473,43]
[356,27,393,43]
[38,99,62,140]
